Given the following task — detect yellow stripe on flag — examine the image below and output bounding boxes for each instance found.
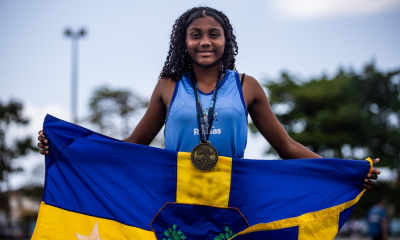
[232,190,366,239]
[298,211,339,240]
[176,152,232,207]
[31,202,155,240]
[232,158,374,239]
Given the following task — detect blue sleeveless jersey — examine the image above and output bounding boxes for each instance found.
[164,70,248,158]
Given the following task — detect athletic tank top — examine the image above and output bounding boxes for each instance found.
[164,69,248,158]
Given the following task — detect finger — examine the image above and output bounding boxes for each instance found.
[372,168,381,175]
[372,158,380,164]
[366,172,377,179]
[38,130,46,138]
[39,149,49,155]
[365,179,376,186]
[363,183,372,190]
[37,143,49,150]
[368,173,378,180]
[38,135,48,144]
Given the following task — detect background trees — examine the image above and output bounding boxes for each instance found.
[251,61,400,217]
[87,85,148,140]
[86,85,165,147]
[2,61,399,233]
[253,62,400,168]
[0,100,36,233]
[0,87,150,237]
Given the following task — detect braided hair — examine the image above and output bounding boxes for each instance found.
[159,7,238,82]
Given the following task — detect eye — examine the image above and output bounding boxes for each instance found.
[210,33,219,38]
[191,33,200,38]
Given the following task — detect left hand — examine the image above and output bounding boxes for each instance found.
[364,158,380,190]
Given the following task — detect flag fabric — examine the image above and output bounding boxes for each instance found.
[31,115,372,240]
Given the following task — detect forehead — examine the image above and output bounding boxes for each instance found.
[187,16,224,32]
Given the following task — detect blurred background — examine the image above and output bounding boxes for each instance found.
[0,0,399,239]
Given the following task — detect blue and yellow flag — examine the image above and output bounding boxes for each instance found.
[32,115,372,240]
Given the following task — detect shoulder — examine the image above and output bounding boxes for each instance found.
[153,78,176,95]
[237,73,267,108]
[157,77,177,88]
[241,74,262,88]
[152,77,178,107]
[242,74,265,97]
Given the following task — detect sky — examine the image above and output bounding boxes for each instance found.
[1,0,400,188]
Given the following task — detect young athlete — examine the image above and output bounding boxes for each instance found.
[37,7,379,187]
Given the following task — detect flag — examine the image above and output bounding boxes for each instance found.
[31,115,372,240]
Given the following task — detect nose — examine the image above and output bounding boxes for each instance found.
[200,35,211,46]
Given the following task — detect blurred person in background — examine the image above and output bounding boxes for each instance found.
[367,198,388,240]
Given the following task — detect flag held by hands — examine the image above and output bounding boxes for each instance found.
[31,115,372,240]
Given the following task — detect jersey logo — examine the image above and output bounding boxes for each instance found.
[194,108,220,135]
[194,128,221,135]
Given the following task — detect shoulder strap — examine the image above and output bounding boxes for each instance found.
[240,73,245,87]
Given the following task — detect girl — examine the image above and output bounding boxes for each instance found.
[38,7,379,187]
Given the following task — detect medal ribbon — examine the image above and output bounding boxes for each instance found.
[192,71,224,143]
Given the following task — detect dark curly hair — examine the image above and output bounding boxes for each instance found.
[159,7,238,82]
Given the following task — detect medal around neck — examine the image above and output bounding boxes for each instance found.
[191,142,218,171]
[190,71,224,171]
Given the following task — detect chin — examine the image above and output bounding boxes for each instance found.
[194,59,222,68]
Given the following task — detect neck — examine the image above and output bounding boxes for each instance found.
[191,63,222,85]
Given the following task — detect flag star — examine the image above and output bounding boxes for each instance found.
[75,222,105,240]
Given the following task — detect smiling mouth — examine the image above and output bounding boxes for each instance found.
[197,51,215,56]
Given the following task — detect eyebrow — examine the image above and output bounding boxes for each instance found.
[188,27,222,32]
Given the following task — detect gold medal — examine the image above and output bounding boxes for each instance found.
[191,142,218,171]
[190,72,223,171]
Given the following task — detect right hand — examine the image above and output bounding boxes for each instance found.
[37,130,49,155]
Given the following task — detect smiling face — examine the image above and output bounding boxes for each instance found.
[185,16,226,68]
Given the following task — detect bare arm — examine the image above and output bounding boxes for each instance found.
[123,78,176,145]
[243,75,321,159]
[38,78,175,152]
[242,75,380,188]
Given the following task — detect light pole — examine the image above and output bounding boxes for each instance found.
[64,28,86,124]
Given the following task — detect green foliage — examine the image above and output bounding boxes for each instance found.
[0,99,36,227]
[161,224,236,240]
[163,224,186,240]
[248,61,400,220]
[88,85,148,139]
[253,62,400,171]
[0,100,35,181]
[214,226,236,240]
